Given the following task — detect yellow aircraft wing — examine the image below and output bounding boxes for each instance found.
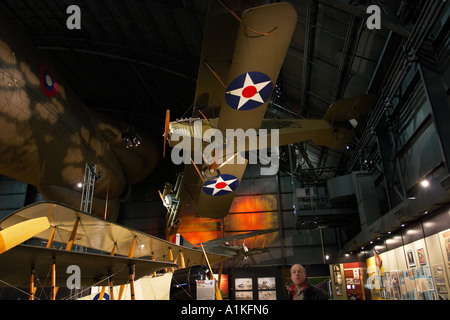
[0,217,49,254]
[0,202,230,267]
[215,2,297,132]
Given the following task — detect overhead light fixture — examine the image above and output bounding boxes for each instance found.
[122,131,142,148]
[420,179,430,188]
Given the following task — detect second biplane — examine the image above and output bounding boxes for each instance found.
[160,1,377,235]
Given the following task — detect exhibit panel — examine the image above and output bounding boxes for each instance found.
[330,227,450,300]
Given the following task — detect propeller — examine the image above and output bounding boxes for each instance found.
[163,109,170,158]
[0,217,50,254]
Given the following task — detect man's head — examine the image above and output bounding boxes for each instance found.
[290,264,306,286]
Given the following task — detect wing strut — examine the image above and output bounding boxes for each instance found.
[201,244,222,300]
[168,247,175,273]
[204,61,226,88]
[118,237,136,300]
[179,250,186,268]
[99,244,116,300]
[54,217,81,298]
[29,269,36,300]
[51,257,56,300]
[129,264,136,301]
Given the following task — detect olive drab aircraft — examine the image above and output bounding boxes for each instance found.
[160,1,377,235]
[0,12,159,221]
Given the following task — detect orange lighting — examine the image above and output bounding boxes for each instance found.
[176,193,279,248]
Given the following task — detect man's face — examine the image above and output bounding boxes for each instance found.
[291,265,306,286]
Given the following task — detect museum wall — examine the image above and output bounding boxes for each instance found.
[330,206,450,300]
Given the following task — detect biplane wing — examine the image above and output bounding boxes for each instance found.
[215,2,297,132]
[197,228,278,247]
[0,244,175,288]
[0,202,230,270]
[0,217,49,254]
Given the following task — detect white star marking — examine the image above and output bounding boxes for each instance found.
[204,175,238,195]
[226,73,272,110]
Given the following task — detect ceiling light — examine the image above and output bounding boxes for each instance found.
[122,131,142,148]
[420,179,429,188]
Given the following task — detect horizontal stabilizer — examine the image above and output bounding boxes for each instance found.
[324,93,378,123]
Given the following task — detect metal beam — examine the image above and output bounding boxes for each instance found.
[319,0,411,37]
[300,0,318,114]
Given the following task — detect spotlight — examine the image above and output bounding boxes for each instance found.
[420,179,430,188]
[77,182,83,188]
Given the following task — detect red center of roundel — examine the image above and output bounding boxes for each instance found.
[215,182,227,189]
[242,86,257,98]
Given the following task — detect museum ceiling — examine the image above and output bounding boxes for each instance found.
[1,0,425,185]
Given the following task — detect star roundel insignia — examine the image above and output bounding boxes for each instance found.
[202,174,239,196]
[225,71,273,111]
[39,65,58,98]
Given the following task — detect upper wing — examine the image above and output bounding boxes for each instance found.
[192,0,241,119]
[216,2,297,131]
[0,202,230,266]
[0,217,49,254]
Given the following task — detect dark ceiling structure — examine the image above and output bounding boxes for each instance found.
[1,0,424,180]
[1,0,448,249]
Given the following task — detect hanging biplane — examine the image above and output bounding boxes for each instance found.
[195,228,278,260]
[174,228,278,260]
[160,1,377,235]
[0,201,230,300]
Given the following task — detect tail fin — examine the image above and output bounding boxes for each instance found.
[171,233,195,248]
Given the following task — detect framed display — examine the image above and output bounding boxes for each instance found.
[442,231,450,263]
[257,277,277,300]
[235,278,252,291]
[257,277,276,290]
[258,290,276,300]
[417,248,426,265]
[235,291,253,300]
[406,249,416,267]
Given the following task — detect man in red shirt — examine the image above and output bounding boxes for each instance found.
[289,264,326,300]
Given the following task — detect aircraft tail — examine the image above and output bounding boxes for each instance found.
[171,233,196,248]
[323,93,378,125]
